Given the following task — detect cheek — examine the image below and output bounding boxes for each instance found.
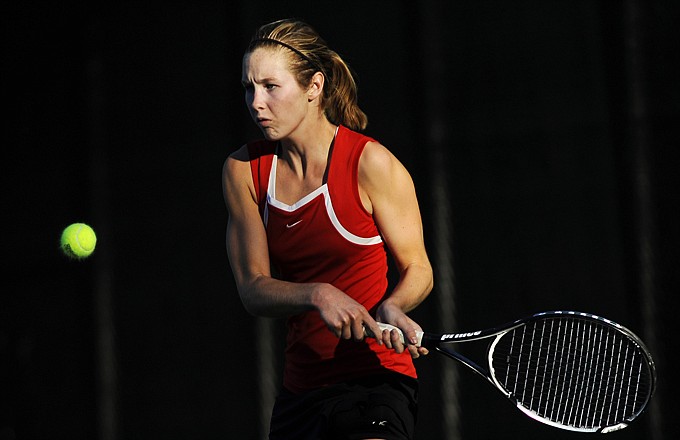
[274,91,307,115]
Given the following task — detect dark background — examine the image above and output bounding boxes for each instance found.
[2,1,678,439]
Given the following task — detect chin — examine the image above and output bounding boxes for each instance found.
[261,131,279,141]
[260,128,284,141]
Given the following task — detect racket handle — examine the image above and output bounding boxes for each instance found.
[366,322,425,347]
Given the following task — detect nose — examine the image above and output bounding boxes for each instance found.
[249,87,266,112]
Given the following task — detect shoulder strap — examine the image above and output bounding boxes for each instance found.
[329,125,375,199]
[247,140,277,219]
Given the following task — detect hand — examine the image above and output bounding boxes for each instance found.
[312,284,384,344]
[375,301,429,358]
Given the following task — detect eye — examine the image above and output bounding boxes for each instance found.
[264,83,278,91]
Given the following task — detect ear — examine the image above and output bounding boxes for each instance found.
[307,71,325,102]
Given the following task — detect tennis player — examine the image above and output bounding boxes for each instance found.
[223,18,433,439]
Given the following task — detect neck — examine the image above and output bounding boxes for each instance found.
[279,120,338,176]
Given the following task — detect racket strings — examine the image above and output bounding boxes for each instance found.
[490,317,653,430]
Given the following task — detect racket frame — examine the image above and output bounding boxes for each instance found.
[375,310,656,433]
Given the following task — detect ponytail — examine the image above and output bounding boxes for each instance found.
[324,52,368,131]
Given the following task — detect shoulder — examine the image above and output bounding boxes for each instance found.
[359,141,409,182]
[358,140,416,201]
[227,139,277,163]
[223,140,276,176]
[360,141,393,167]
[223,144,260,210]
[227,144,249,163]
[223,144,250,179]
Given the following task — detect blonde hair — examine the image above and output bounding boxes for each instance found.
[248,19,368,131]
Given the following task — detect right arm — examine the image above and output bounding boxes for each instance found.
[222,146,383,341]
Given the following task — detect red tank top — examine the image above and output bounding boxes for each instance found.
[248,125,417,393]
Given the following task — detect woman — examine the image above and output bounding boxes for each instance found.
[223,19,433,439]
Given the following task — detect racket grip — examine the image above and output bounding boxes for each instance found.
[366,323,425,346]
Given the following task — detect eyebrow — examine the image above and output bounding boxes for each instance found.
[242,77,279,86]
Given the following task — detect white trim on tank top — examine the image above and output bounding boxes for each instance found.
[264,153,382,246]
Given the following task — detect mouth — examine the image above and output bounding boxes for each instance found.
[256,117,272,127]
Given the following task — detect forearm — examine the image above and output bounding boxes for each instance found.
[226,223,327,318]
[237,275,322,317]
[382,260,433,313]
[375,260,433,354]
[239,274,380,342]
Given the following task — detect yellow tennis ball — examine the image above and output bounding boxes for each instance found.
[61,223,97,259]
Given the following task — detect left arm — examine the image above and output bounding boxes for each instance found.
[358,141,434,357]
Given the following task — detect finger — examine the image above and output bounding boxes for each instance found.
[363,318,384,345]
[403,326,421,346]
[329,323,342,338]
[382,329,394,349]
[341,323,352,340]
[391,329,406,354]
[352,320,367,341]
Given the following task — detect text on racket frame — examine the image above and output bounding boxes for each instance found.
[441,331,482,340]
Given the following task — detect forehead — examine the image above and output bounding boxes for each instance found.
[242,47,293,80]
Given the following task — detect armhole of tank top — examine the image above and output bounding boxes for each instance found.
[352,139,376,219]
[248,142,274,219]
[246,146,258,205]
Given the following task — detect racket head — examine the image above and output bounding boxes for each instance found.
[487,311,656,433]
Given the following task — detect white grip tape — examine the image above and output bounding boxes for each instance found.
[369,323,424,346]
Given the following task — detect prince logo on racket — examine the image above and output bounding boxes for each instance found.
[441,331,482,340]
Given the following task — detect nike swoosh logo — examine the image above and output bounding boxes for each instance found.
[286,220,303,228]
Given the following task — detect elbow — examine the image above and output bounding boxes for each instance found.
[423,263,434,298]
[236,278,267,317]
[240,296,261,316]
[426,276,434,296]
[239,287,271,317]
[403,260,434,303]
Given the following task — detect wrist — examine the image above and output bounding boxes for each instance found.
[308,283,328,311]
[379,297,405,313]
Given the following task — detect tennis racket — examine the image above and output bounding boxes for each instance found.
[369,310,656,433]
